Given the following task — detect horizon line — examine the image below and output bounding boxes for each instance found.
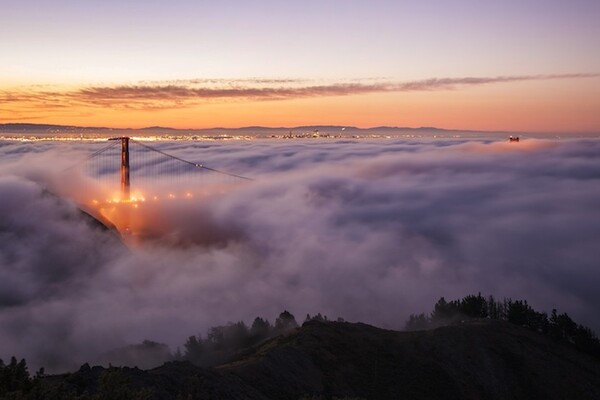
[2,121,600,136]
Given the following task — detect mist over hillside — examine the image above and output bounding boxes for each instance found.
[2,317,600,400]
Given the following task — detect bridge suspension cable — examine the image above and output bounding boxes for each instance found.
[62,140,120,171]
[131,139,253,181]
[66,137,253,202]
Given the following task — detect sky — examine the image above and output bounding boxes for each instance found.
[1,138,600,372]
[1,0,600,131]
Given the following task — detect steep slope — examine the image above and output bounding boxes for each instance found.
[28,319,600,400]
[218,319,600,399]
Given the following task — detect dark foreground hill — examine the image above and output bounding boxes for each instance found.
[10,319,600,400]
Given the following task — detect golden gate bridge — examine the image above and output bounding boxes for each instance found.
[75,137,252,201]
[66,137,252,242]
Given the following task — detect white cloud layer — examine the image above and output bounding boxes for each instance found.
[1,137,600,372]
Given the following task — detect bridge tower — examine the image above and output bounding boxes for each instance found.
[120,137,130,201]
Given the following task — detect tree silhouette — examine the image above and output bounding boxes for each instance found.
[250,317,272,342]
[181,311,299,367]
[405,313,430,331]
[0,356,31,396]
[405,293,600,360]
[459,293,488,318]
[183,335,203,363]
[275,310,299,333]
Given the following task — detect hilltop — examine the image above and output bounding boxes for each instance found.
[3,319,600,399]
[0,122,513,139]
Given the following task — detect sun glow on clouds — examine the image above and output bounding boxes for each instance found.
[84,185,238,247]
[2,74,600,132]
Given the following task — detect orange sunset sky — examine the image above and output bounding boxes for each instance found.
[1,1,600,133]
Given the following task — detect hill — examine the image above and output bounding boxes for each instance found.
[0,122,502,138]
[5,319,600,399]
[217,319,600,399]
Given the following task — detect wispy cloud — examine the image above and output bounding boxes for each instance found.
[140,78,307,86]
[2,73,598,112]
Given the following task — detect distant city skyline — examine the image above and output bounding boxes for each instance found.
[2,0,600,133]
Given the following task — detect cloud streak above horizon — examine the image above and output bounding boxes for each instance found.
[2,73,598,112]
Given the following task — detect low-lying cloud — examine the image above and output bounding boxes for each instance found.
[1,137,600,372]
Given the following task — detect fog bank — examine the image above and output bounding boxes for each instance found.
[1,138,599,371]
